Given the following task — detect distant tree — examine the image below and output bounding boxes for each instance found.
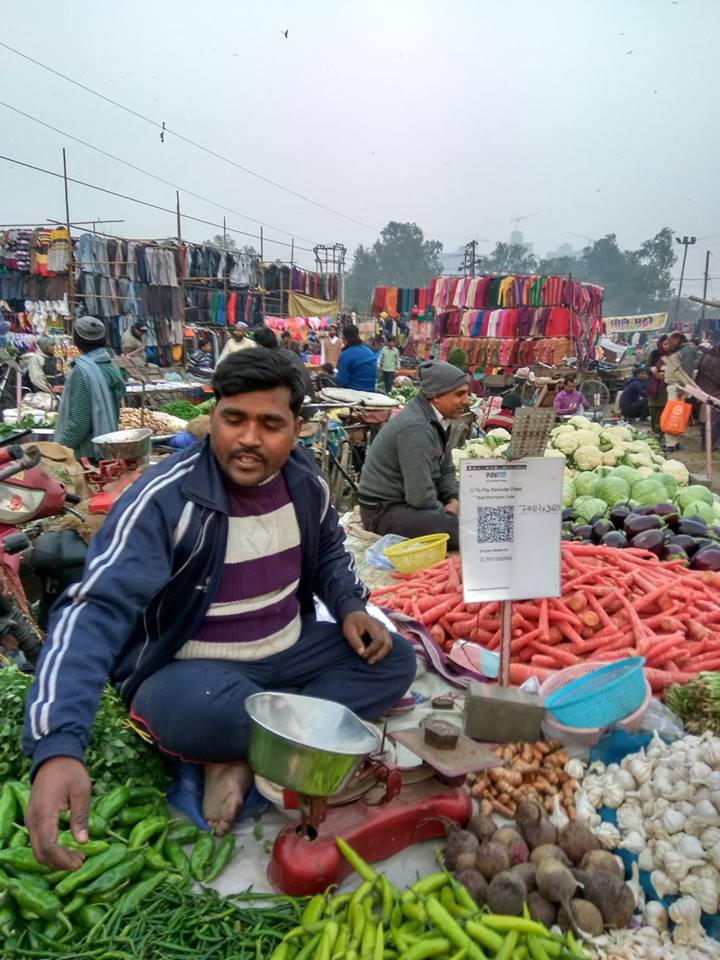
[203,234,239,252]
[345,221,443,310]
[483,242,538,275]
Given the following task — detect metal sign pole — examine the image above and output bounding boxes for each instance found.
[500,600,512,686]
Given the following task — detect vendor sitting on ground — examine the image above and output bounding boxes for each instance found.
[619,367,649,421]
[553,375,585,416]
[358,360,469,551]
[53,317,124,460]
[23,350,415,867]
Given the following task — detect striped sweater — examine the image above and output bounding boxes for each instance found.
[176,471,302,661]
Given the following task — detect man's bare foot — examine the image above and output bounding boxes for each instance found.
[203,761,254,836]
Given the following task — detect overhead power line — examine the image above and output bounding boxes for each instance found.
[0,40,380,234]
[0,99,316,245]
[0,152,317,256]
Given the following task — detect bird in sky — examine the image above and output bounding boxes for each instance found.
[626,50,634,55]
[283,29,289,38]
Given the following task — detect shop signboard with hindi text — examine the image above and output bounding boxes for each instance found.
[603,313,667,334]
[458,457,564,604]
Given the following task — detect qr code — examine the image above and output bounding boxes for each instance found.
[476,505,514,544]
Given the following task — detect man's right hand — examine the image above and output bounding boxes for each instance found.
[26,757,92,870]
[443,498,459,516]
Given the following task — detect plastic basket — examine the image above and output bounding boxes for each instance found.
[540,662,652,746]
[383,533,449,574]
[543,657,647,729]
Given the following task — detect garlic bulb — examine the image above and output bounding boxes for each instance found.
[660,809,687,834]
[689,761,712,784]
[701,827,720,851]
[708,841,720,869]
[700,738,720,766]
[678,874,719,915]
[549,794,569,830]
[650,870,679,898]
[706,771,720,793]
[638,847,655,872]
[668,896,704,946]
[614,768,637,792]
[673,834,705,861]
[563,758,584,781]
[618,801,645,834]
[574,791,600,827]
[603,780,626,809]
[694,799,720,826]
[587,760,607,775]
[620,830,646,855]
[626,755,652,785]
[662,846,703,882]
[596,821,621,850]
[643,900,668,932]
[647,730,665,759]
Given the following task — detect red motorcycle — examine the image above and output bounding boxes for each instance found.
[0,435,83,666]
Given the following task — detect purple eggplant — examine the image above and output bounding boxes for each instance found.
[592,519,615,544]
[669,534,701,557]
[573,524,593,541]
[690,547,720,572]
[630,529,665,557]
[652,503,680,527]
[609,505,632,529]
[677,518,709,538]
[601,530,629,549]
[662,546,689,563]
[625,514,664,538]
[561,531,575,541]
[562,508,577,523]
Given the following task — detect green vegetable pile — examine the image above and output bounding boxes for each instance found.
[159,400,203,421]
[271,837,589,960]
[0,664,168,791]
[666,673,720,735]
[0,778,246,954]
[389,386,418,404]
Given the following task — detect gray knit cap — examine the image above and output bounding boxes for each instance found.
[74,317,106,341]
[417,360,467,398]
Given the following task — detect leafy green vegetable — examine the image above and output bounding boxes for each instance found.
[611,465,641,485]
[682,500,715,523]
[562,480,576,508]
[655,472,678,500]
[594,475,631,507]
[0,664,168,792]
[573,471,600,498]
[631,478,667,505]
[677,484,714,510]
[160,400,201,421]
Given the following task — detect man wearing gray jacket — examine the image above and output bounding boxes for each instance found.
[358,361,469,549]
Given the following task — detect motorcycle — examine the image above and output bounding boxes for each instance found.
[0,435,84,666]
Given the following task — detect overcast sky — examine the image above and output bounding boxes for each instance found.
[2,0,719,295]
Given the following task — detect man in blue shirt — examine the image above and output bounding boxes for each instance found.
[619,367,649,421]
[335,325,378,393]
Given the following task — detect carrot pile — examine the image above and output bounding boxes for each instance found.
[369,543,720,694]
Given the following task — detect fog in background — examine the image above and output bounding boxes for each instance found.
[1,0,718,291]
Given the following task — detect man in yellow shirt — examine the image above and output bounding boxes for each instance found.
[217,323,256,365]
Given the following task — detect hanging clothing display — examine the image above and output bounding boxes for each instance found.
[263,265,338,316]
[371,286,428,319]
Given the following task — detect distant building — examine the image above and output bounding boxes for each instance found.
[439,247,464,275]
[510,230,533,254]
[545,242,580,260]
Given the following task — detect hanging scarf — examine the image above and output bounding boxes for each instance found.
[54,348,118,454]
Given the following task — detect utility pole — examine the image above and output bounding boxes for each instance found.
[62,148,74,326]
[701,250,711,323]
[674,234,696,325]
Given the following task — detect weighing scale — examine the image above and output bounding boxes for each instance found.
[247,693,498,896]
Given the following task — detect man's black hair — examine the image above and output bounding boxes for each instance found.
[212,348,304,416]
[343,323,360,342]
[321,362,334,373]
[253,326,278,350]
[73,331,106,353]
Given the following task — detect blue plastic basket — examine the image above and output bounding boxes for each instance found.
[543,657,646,729]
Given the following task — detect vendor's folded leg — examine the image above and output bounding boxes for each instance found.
[361,502,459,550]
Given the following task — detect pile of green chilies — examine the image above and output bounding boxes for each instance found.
[666,672,720,734]
[0,779,239,950]
[269,838,590,960]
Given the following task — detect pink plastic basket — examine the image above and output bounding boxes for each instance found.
[539,661,652,746]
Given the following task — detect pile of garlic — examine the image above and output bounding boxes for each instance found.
[574,730,720,948]
[588,924,720,959]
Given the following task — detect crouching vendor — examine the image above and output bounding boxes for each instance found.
[358,360,470,551]
[23,350,416,868]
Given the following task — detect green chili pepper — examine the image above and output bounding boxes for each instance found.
[0,784,16,845]
[494,931,519,960]
[0,898,18,936]
[127,785,165,803]
[43,917,67,940]
[76,903,108,929]
[144,847,167,872]
[331,923,350,960]
[409,872,447,898]
[113,869,168,918]
[440,885,471,919]
[527,935,553,960]
[115,803,155,827]
[563,932,586,960]
[397,940,452,960]
[82,851,145,896]
[360,919,376,960]
[45,868,69,885]
[189,834,215,882]
[167,822,200,844]
[335,838,378,883]
[8,828,29,849]
[482,916,549,937]
[204,833,235,882]
[0,848,50,875]
[63,892,86,915]
[294,930,321,960]
[95,786,130,823]
[163,839,191,876]
[0,875,62,920]
[465,919,503,954]
[269,944,289,960]
[425,899,485,960]
[302,892,326,925]
[54,843,128,897]
[8,782,30,818]
[13,871,50,888]
[87,811,109,838]
[128,814,168,849]
[57,832,109,856]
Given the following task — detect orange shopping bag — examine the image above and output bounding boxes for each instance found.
[659,398,693,435]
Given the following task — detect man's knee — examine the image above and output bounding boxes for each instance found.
[386,632,417,688]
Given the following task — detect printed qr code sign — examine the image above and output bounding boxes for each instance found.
[476,505,514,544]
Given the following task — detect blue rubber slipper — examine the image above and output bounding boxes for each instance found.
[166,760,269,831]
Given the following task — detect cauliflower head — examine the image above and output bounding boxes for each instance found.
[574,445,603,471]
[602,425,633,443]
[661,459,690,487]
[552,431,580,455]
[544,448,567,461]
[573,429,601,449]
[485,427,511,445]
[567,415,592,430]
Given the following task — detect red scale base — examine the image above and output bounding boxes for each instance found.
[267,779,471,896]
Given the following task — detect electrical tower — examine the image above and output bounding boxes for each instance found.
[314,243,347,309]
